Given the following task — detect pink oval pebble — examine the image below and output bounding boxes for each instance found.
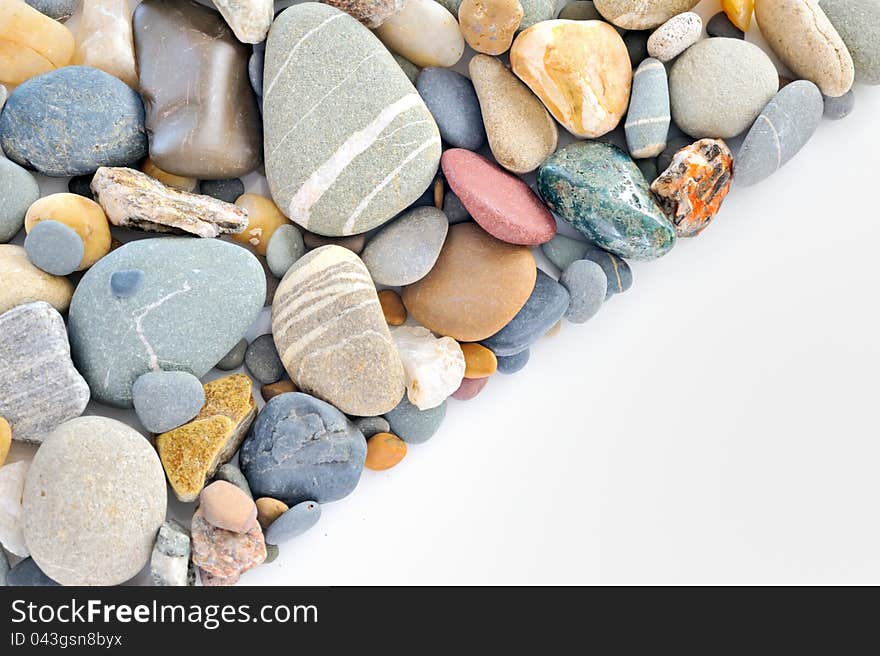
[441,149,556,246]
[452,376,489,400]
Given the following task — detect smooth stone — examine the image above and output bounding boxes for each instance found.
[255,496,288,529]
[6,558,58,586]
[624,30,650,67]
[517,0,553,30]
[402,222,537,341]
[261,255,279,307]
[232,193,289,255]
[24,192,111,269]
[200,480,258,534]
[392,325,465,410]
[558,1,600,20]
[537,141,676,260]
[375,0,464,68]
[0,245,73,314]
[23,416,167,585]
[442,189,469,223]
[142,157,198,192]
[264,4,441,237]
[458,0,522,55]
[151,519,192,586]
[264,501,321,544]
[200,178,245,204]
[468,54,557,174]
[354,416,390,438]
[416,67,486,150]
[378,289,406,326]
[212,0,273,43]
[541,234,589,271]
[273,245,405,416]
[451,376,488,400]
[647,11,701,62]
[0,66,147,177]
[240,392,368,505]
[132,370,205,434]
[392,52,420,83]
[0,0,74,88]
[510,20,631,139]
[362,206,448,286]
[25,0,79,20]
[216,463,253,499]
[383,395,446,444]
[109,268,143,298]
[0,157,40,243]
[133,0,262,178]
[823,91,855,120]
[734,80,824,188]
[0,418,7,467]
[216,338,248,371]
[582,243,632,298]
[266,224,305,279]
[69,238,265,407]
[594,0,699,29]
[0,302,89,443]
[245,334,285,385]
[481,270,569,356]
[560,259,606,323]
[756,0,853,97]
[669,38,779,139]
[23,220,83,276]
[706,11,743,39]
[0,460,29,556]
[495,348,529,374]
[261,379,297,403]
[323,0,405,28]
[191,506,265,584]
[72,0,138,88]
[625,58,670,159]
[249,41,265,98]
[820,0,880,86]
[441,149,555,246]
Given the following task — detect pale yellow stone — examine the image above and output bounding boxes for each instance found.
[142,158,198,192]
[510,20,632,139]
[0,417,11,467]
[458,0,523,56]
[0,0,75,87]
[0,244,74,314]
[374,0,464,68]
[232,193,291,256]
[25,194,112,270]
[73,0,138,88]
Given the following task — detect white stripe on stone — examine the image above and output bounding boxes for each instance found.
[280,299,378,365]
[624,115,672,128]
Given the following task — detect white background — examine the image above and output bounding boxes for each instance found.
[7,0,880,585]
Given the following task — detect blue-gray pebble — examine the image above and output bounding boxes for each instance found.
[823,91,855,120]
[24,220,84,276]
[215,463,252,498]
[581,243,633,299]
[442,189,469,224]
[416,68,486,151]
[239,392,367,505]
[0,158,40,243]
[244,334,285,384]
[266,223,305,278]
[199,178,245,203]
[216,338,248,370]
[625,58,670,159]
[0,66,147,177]
[383,395,445,444]
[495,349,530,375]
[561,260,607,324]
[249,42,265,97]
[354,416,390,438]
[265,501,321,545]
[6,558,60,587]
[131,370,205,434]
[706,12,744,39]
[541,234,589,271]
[362,206,448,286]
[110,269,144,298]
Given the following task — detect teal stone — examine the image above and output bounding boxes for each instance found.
[536,141,676,260]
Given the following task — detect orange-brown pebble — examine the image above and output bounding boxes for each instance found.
[460,342,497,378]
[260,379,297,402]
[233,194,290,256]
[142,157,198,192]
[0,0,75,88]
[433,177,444,209]
[365,432,407,471]
[255,497,289,530]
[0,416,10,467]
[378,289,407,326]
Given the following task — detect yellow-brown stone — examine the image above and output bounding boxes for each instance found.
[255,497,288,530]
[0,416,10,467]
[142,158,197,192]
[510,20,632,138]
[460,342,497,378]
[24,193,112,270]
[232,193,290,256]
[365,432,407,471]
[378,289,407,326]
[260,379,297,403]
[0,0,75,88]
[0,244,74,314]
[458,0,523,56]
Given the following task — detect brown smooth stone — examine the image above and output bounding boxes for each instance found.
[133,0,262,179]
[402,222,536,341]
[260,379,297,402]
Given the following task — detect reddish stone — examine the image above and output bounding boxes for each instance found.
[452,376,489,400]
[191,507,266,581]
[441,149,556,246]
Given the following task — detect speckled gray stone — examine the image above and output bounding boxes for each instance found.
[265,500,321,544]
[735,80,824,188]
[393,52,421,84]
[266,223,305,278]
[0,302,90,444]
[240,392,367,505]
[625,58,670,159]
[216,338,248,370]
[383,395,445,444]
[216,463,253,499]
[132,370,206,434]
[442,189,469,223]
[416,68,486,150]
[24,0,80,20]
[245,334,285,384]
[823,90,855,120]
[199,178,245,203]
[706,12,743,39]
[821,0,880,85]
[495,348,529,374]
[22,416,167,586]
[23,220,84,276]
[6,558,59,586]
[362,206,448,286]
[0,158,40,243]
[354,416,390,437]
[151,519,192,586]
[647,11,701,62]
[560,259,607,323]
[518,0,555,30]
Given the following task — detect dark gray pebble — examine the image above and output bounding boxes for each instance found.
[354,416,391,438]
[442,189,469,224]
[68,174,94,199]
[624,31,650,68]
[496,349,530,374]
[416,68,486,151]
[823,90,855,120]
[216,337,248,370]
[706,12,744,39]
[244,334,285,384]
[199,178,245,203]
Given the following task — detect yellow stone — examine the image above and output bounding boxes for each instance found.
[156,373,257,502]
[0,0,75,87]
[458,0,523,56]
[0,416,10,467]
[232,193,290,256]
[723,0,754,32]
[0,244,74,314]
[510,20,632,139]
[73,0,138,88]
[142,158,197,192]
[24,193,112,270]
[255,497,288,530]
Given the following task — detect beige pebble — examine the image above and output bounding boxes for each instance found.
[200,480,258,534]
[142,158,198,192]
[73,0,138,88]
[0,244,74,315]
[0,416,10,467]
[374,0,464,68]
[255,497,289,530]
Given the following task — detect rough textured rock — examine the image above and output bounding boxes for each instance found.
[0,460,29,556]
[391,326,465,410]
[72,0,138,88]
[322,0,404,27]
[820,0,880,86]
[239,392,368,505]
[91,167,248,237]
[151,520,192,586]
[22,416,167,586]
[0,245,73,314]
[375,0,464,68]
[133,0,263,178]
[625,58,669,159]
[458,0,523,55]
[0,302,89,444]
[0,158,40,243]
[594,0,699,29]
[362,206,448,286]
[213,0,273,43]
[647,11,701,62]
[264,4,440,237]
[0,0,74,87]
[191,507,265,585]
[272,245,405,416]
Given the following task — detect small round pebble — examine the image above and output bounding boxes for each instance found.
[823,90,855,120]
[452,376,489,400]
[365,433,407,471]
[416,68,486,150]
[110,269,144,298]
[384,396,446,444]
[460,342,497,378]
[265,501,321,545]
[67,174,94,200]
[561,260,608,323]
[355,416,391,438]
[244,334,285,384]
[256,497,289,530]
[216,338,248,370]
[496,349,530,374]
[200,480,258,534]
[6,558,59,587]
[647,12,702,63]
[266,223,305,278]
[706,11,744,39]
[362,206,449,286]
[215,463,253,499]
[199,178,245,203]
[378,289,407,326]
[132,370,206,434]
[24,220,84,276]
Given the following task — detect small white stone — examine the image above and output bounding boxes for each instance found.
[647,12,702,63]
[0,461,30,557]
[213,0,274,44]
[392,326,465,410]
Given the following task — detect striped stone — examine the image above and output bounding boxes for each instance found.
[272,245,405,416]
[625,58,670,159]
[263,4,441,237]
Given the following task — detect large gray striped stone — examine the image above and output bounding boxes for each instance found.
[263,3,441,237]
[272,245,405,416]
[0,302,90,444]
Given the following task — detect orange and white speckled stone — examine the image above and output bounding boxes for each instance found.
[510,20,632,139]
